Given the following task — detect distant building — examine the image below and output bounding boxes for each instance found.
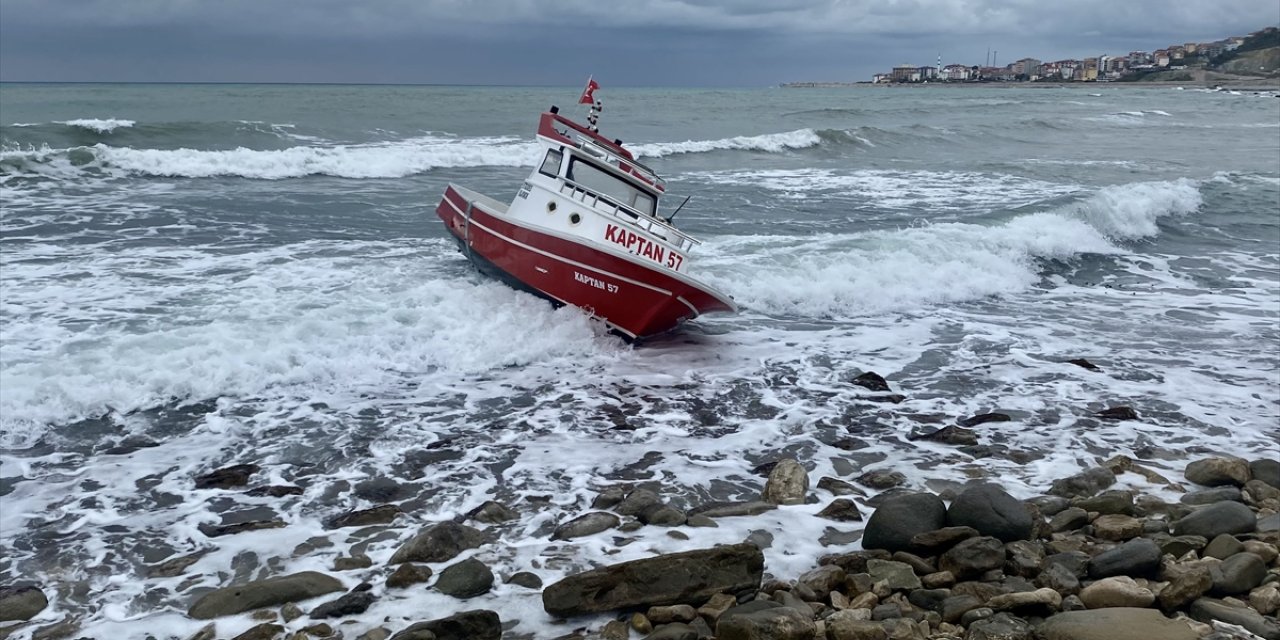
[891,64,918,82]
[1184,43,1199,55]
[942,64,973,81]
[1128,50,1151,66]
[1154,50,1170,67]
[1012,57,1042,79]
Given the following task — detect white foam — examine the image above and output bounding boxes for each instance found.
[631,128,821,158]
[59,118,136,133]
[1062,178,1202,239]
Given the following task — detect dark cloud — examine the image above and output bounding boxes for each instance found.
[2,0,1276,84]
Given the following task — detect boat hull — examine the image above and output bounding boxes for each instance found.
[437,184,734,340]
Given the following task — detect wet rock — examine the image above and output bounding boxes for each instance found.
[1073,490,1135,515]
[817,477,860,496]
[909,425,979,446]
[542,543,764,617]
[862,493,947,553]
[647,604,697,624]
[324,505,402,529]
[185,623,217,640]
[966,612,1033,640]
[195,464,260,489]
[640,504,687,527]
[386,563,432,589]
[946,483,1033,542]
[148,551,207,578]
[1096,406,1138,421]
[1036,608,1197,640]
[796,565,846,600]
[434,558,493,599]
[592,487,626,510]
[1004,540,1044,579]
[686,514,717,528]
[1210,552,1266,595]
[310,590,376,618]
[1079,576,1154,609]
[762,458,809,506]
[939,536,1005,580]
[552,512,621,540]
[1252,584,1280,616]
[0,585,48,622]
[855,470,906,490]
[817,499,863,522]
[716,601,815,640]
[188,572,344,619]
[244,485,303,498]
[333,554,373,571]
[1185,457,1251,487]
[388,522,485,565]
[852,371,891,392]
[389,609,501,640]
[1180,486,1243,505]
[1251,459,1280,489]
[616,489,663,516]
[505,572,542,589]
[987,587,1061,612]
[353,477,412,502]
[1160,535,1208,558]
[1035,563,1080,596]
[866,559,920,591]
[199,519,286,537]
[1048,467,1116,499]
[644,622,697,640]
[1088,538,1161,579]
[1028,495,1071,517]
[958,413,1011,428]
[689,501,776,518]
[229,623,283,640]
[1067,358,1101,371]
[1171,501,1256,538]
[1189,597,1280,640]
[1243,540,1279,563]
[939,594,982,624]
[466,500,517,524]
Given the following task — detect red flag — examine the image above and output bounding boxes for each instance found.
[578,77,599,105]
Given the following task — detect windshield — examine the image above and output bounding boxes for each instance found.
[567,157,656,216]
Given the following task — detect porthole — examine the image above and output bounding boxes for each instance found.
[547,201,557,213]
[569,213,582,225]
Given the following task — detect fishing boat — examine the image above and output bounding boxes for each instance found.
[434,81,736,340]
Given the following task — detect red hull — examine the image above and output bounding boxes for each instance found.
[437,185,734,339]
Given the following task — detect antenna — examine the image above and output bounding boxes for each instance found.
[665,195,691,224]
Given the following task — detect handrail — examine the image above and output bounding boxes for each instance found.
[557,181,700,252]
[578,139,665,190]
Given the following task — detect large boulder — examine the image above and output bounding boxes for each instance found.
[1251,458,1280,489]
[551,512,620,540]
[1185,457,1251,487]
[862,492,947,553]
[541,543,764,617]
[388,522,486,564]
[1189,598,1280,640]
[946,483,1033,542]
[1036,608,1197,640]
[0,585,48,622]
[434,558,494,599]
[1048,467,1115,499]
[761,458,809,506]
[1088,538,1160,579]
[939,536,1005,580]
[1210,552,1267,595]
[188,572,344,619]
[1170,501,1256,538]
[389,609,501,640]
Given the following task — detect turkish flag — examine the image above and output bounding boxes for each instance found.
[579,77,599,105]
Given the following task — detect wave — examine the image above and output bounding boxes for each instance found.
[59,118,136,133]
[703,178,1203,318]
[0,135,540,180]
[631,128,822,158]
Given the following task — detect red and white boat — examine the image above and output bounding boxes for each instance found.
[435,94,736,340]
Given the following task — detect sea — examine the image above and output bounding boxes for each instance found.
[1,83,1278,638]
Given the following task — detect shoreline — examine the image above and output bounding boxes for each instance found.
[781,80,1280,91]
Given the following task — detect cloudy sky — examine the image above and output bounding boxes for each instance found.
[1,0,1277,86]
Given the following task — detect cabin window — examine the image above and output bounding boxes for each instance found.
[539,149,563,177]
[566,157,656,216]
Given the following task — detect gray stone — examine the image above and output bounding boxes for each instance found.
[188,572,344,619]
[966,612,1033,640]
[908,526,978,554]
[1042,552,1090,578]
[1049,508,1089,533]
[817,499,864,522]
[1203,534,1245,560]
[1078,576,1154,609]
[1091,515,1143,541]
[1028,496,1071,517]
[946,483,1033,543]
[824,616,887,640]
[506,571,542,589]
[641,504,687,527]
[310,590,376,618]
[1088,538,1161,579]
[1185,457,1251,487]
[1210,552,1266,595]
[1251,459,1280,489]
[862,493,948,553]
[194,464,259,489]
[466,500,518,524]
[434,558,493,599]
[1180,486,1243,505]
[1189,597,1280,640]
[542,543,763,617]
[1073,490,1135,516]
[716,602,815,640]
[1171,501,1257,538]
[1036,608,1197,640]
[388,522,485,565]
[1034,563,1080,595]
[1004,540,1044,579]
[817,476,861,496]
[644,622,698,640]
[856,470,907,490]
[615,489,663,517]
[325,505,402,529]
[865,559,920,591]
[939,536,1004,580]
[1048,467,1116,499]
[552,512,621,540]
[1157,567,1211,611]
[389,609,501,640]
[647,604,697,624]
[987,588,1061,612]
[229,622,282,640]
[0,586,48,622]
[386,563,433,589]
[762,458,809,505]
[796,565,845,600]
[689,501,777,518]
[1160,535,1208,558]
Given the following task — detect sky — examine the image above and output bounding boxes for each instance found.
[1,0,1277,86]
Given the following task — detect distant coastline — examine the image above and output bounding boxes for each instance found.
[780,79,1280,90]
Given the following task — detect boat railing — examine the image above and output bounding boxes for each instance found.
[576,140,666,191]
[557,181,699,252]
